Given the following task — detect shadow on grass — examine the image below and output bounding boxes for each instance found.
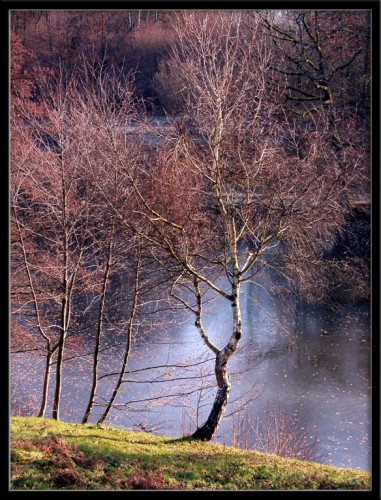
[163,436,193,444]
[60,433,159,446]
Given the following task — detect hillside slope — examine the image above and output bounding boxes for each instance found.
[10,417,370,490]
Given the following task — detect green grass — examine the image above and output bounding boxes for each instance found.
[10,416,370,490]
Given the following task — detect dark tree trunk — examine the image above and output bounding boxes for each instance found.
[97,251,140,424]
[191,352,231,441]
[52,335,65,420]
[191,273,241,441]
[37,348,55,418]
[82,223,114,424]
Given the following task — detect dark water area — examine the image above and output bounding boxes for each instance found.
[11,278,371,472]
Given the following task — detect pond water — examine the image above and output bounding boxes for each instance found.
[11,277,371,472]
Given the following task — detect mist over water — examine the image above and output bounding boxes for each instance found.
[11,276,370,472]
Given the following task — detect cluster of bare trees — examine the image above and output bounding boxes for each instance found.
[11,10,173,107]
[11,10,370,443]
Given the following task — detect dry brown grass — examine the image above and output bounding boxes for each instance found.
[123,469,185,490]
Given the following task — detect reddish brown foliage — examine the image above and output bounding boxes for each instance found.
[54,468,82,488]
[11,32,35,100]
[123,469,185,490]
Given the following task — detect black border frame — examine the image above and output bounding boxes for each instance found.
[3,1,379,497]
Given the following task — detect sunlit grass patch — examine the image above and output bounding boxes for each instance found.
[10,417,370,491]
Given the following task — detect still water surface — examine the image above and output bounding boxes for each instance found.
[11,279,370,472]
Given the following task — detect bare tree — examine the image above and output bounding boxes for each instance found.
[10,36,57,417]
[11,67,110,420]
[262,9,370,298]
[96,242,141,424]
[95,11,367,441]
[11,157,58,417]
[81,221,116,424]
[11,11,369,441]
[10,55,183,425]
[263,10,370,124]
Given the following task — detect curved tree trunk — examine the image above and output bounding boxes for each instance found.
[191,273,242,441]
[191,350,231,440]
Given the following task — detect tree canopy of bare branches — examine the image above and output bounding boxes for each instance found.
[10,10,370,442]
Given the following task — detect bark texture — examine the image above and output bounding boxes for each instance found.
[191,351,231,440]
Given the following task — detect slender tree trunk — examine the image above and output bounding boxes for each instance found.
[13,212,55,418]
[52,164,69,421]
[37,347,56,417]
[52,251,82,421]
[82,223,114,424]
[52,296,68,421]
[97,250,141,424]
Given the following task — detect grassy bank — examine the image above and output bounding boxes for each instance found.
[10,417,370,490]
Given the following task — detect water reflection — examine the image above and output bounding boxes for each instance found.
[11,286,370,471]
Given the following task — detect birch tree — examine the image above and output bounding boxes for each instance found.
[101,11,366,440]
